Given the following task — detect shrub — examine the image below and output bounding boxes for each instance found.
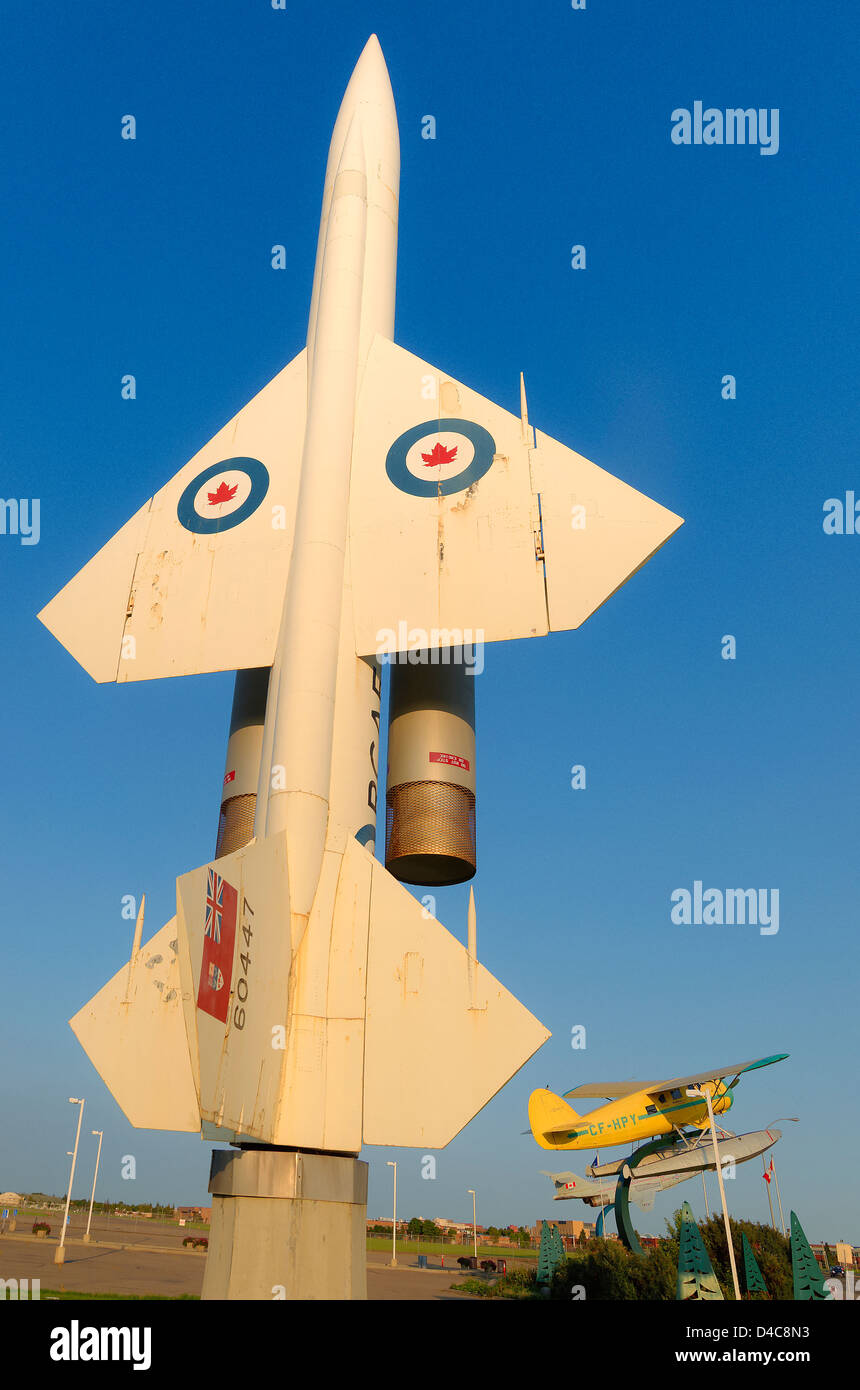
[451,1267,539,1299]
[698,1215,792,1300]
[32,1221,51,1235]
[552,1238,677,1300]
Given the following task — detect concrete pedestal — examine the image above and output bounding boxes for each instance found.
[201,1148,368,1301]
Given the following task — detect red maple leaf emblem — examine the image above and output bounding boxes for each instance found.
[421,441,458,468]
[207,480,238,505]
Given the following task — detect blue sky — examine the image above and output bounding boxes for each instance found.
[1,1,857,1241]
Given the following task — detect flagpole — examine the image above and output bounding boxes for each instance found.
[772,1161,786,1237]
[701,1170,710,1220]
[762,1118,798,1238]
[592,1154,606,1234]
[763,1155,776,1227]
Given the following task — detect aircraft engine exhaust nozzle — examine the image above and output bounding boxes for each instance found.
[216,667,270,858]
[385,652,476,885]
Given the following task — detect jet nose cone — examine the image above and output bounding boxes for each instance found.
[345,33,394,104]
[355,33,388,76]
[325,33,398,189]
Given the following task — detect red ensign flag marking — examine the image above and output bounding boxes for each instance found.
[197,868,237,1024]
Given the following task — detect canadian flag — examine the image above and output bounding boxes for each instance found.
[763,1158,774,1184]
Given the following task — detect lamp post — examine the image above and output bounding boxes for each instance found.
[55,1098,84,1265]
[687,1085,740,1300]
[387,1161,397,1267]
[468,1189,477,1261]
[84,1130,104,1244]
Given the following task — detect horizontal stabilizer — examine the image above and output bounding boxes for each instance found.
[72,835,549,1149]
[362,849,551,1147]
[69,915,199,1131]
[39,350,307,682]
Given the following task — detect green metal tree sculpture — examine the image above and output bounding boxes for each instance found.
[676,1201,724,1300]
[741,1232,768,1296]
[790,1211,832,1300]
[537,1219,564,1285]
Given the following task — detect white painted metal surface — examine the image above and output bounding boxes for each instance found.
[70,914,199,1132]
[39,351,307,682]
[46,36,682,1156]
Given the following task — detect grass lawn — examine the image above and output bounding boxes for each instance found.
[366,1237,534,1261]
[37,1291,200,1301]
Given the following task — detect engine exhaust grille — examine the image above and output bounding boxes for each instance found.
[385,780,476,886]
[216,793,257,859]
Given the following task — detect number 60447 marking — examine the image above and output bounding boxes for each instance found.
[233,898,254,1030]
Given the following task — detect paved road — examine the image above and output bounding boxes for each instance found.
[0,1236,204,1298]
[0,1235,480,1300]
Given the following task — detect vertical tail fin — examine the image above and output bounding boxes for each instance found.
[529,1088,584,1150]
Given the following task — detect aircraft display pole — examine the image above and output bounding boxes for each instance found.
[54,1097,84,1266]
[689,1085,741,1300]
[83,1129,103,1244]
[469,1189,477,1261]
[387,1160,397,1267]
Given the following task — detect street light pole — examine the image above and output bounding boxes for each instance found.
[84,1130,104,1244]
[55,1098,84,1266]
[468,1189,477,1261]
[387,1161,397,1267]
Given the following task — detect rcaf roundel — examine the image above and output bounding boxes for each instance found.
[385,419,496,498]
[177,456,269,534]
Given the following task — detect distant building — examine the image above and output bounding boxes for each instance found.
[811,1241,855,1269]
[531,1218,593,1242]
[175,1206,211,1222]
[432,1219,473,1237]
